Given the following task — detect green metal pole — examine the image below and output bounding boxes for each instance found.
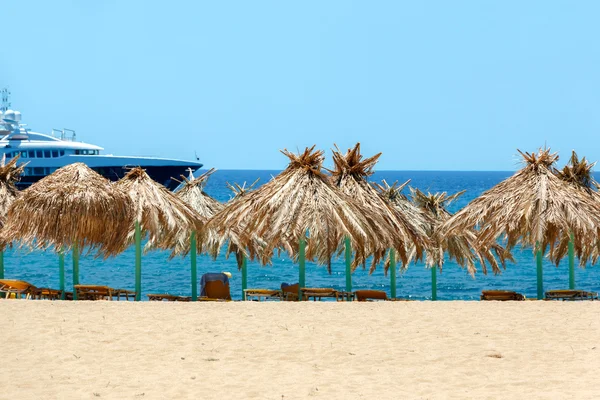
[59,250,65,300]
[568,232,575,290]
[299,236,306,299]
[536,243,544,300]
[72,243,80,300]
[0,250,4,280]
[344,236,352,293]
[135,220,142,301]
[241,255,248,300]
[191,231,197,301]
[431,266,437,301]
[389,249,397,299]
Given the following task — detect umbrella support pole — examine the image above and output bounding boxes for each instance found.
[431,266,437,301]
[536,244,543,300]
[72,244,80,300]
[389,249,396,299]
[241,255,247,300]
[0,251,3,298]
[568,232,575,290]
[344,236,351,293]
[59,250,65,300]
[135,221,142,301]
[191,231,197,301]
[299,236,306,300]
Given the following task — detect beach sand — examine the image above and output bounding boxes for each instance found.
[1,301,599,399]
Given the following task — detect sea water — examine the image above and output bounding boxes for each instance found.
[4,170,600,300]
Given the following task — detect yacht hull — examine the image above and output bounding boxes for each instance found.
[16,163,202,191]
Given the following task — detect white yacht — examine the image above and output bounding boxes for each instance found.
[0,90,203,190]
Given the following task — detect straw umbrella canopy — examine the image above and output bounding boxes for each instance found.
[441,148,600,299]
[329,144,429,273]
[2,162,133,256]
[0,155,25,280]
[116,167,204,255]
[116,167,205,300]
[1,163,135,298]
[206,146,398,295]
[552,151,600,288]
[177,168,224,220]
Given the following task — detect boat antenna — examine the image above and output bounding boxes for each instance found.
[0,88,11,113]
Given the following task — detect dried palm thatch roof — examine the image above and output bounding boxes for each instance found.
[177,168,224,219]
[441,148,600,266]
[1,163,134,256]
[411,188,512,276]
[329,143,429,272]
[202,178,265,268]
[116,167,204,256]
[206,146,397,271]
[552,151,600,265]
[372,179,432,271]
[0,155,25,227]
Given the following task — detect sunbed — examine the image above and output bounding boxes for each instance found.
[198,273,232,301]
[243,289,282,301]
[281,283,299,301]
[545,289,598,301]
[480,290,526,301]
[0,279,39,299]
[354,290,388,301]
[147,294,192,302]
[301,287,339,301]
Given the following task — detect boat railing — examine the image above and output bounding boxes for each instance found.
[52,128,76,141]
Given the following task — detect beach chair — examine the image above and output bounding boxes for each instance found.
[198,273,231,301]
[354,290,388,302]
[281,283,300,301]
[147,294,192,302]
[243,289,282,301]
[0,279,39,299]
[74,285,115,301]
[544,290,598,301]
[301,287,338,301]
[480,290,526,301]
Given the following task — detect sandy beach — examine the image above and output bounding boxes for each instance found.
[1,301,599,399]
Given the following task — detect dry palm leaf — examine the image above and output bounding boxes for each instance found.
[441,148,600,266]
[116,167,204,257]
[329,143,430,273]
[1,163,134,257]
[177,168,224,219]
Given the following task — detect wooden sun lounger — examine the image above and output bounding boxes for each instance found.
[244,289,282,301]
[481,290,526,301]
[301,288,339,301]
[545,290,598,301]
[147,294,192,302]
[281,283,300,301]
[0,279,39,299]
[354,290,388,301]
[198,280,232,301]
[74,285,115,301]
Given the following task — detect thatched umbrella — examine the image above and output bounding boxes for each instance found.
[0,155,25,280]
[441,148,600,299]
[1,163,134,299]
[206,146,400,298]
[116,167,204,301]
[553,151,600,289]
[372,179,432,296]
[411,188,513,300]
[329,143,429,294]
[177,168,223,300]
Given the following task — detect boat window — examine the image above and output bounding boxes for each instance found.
[47,167,57,174]
[5,152,11,158]
[21,151,27,158]
[36,150,43,158]
[60,150,65,156]
[52,150,58,158]
[28,151,35,158]
[75,150,80,155]
[44,150,51,158]
[33,167,44,175]
[24,167,31,175]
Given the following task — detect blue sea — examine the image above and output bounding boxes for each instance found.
[5,170,600,300]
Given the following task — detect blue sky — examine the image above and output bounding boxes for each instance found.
[2,1,599,170]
